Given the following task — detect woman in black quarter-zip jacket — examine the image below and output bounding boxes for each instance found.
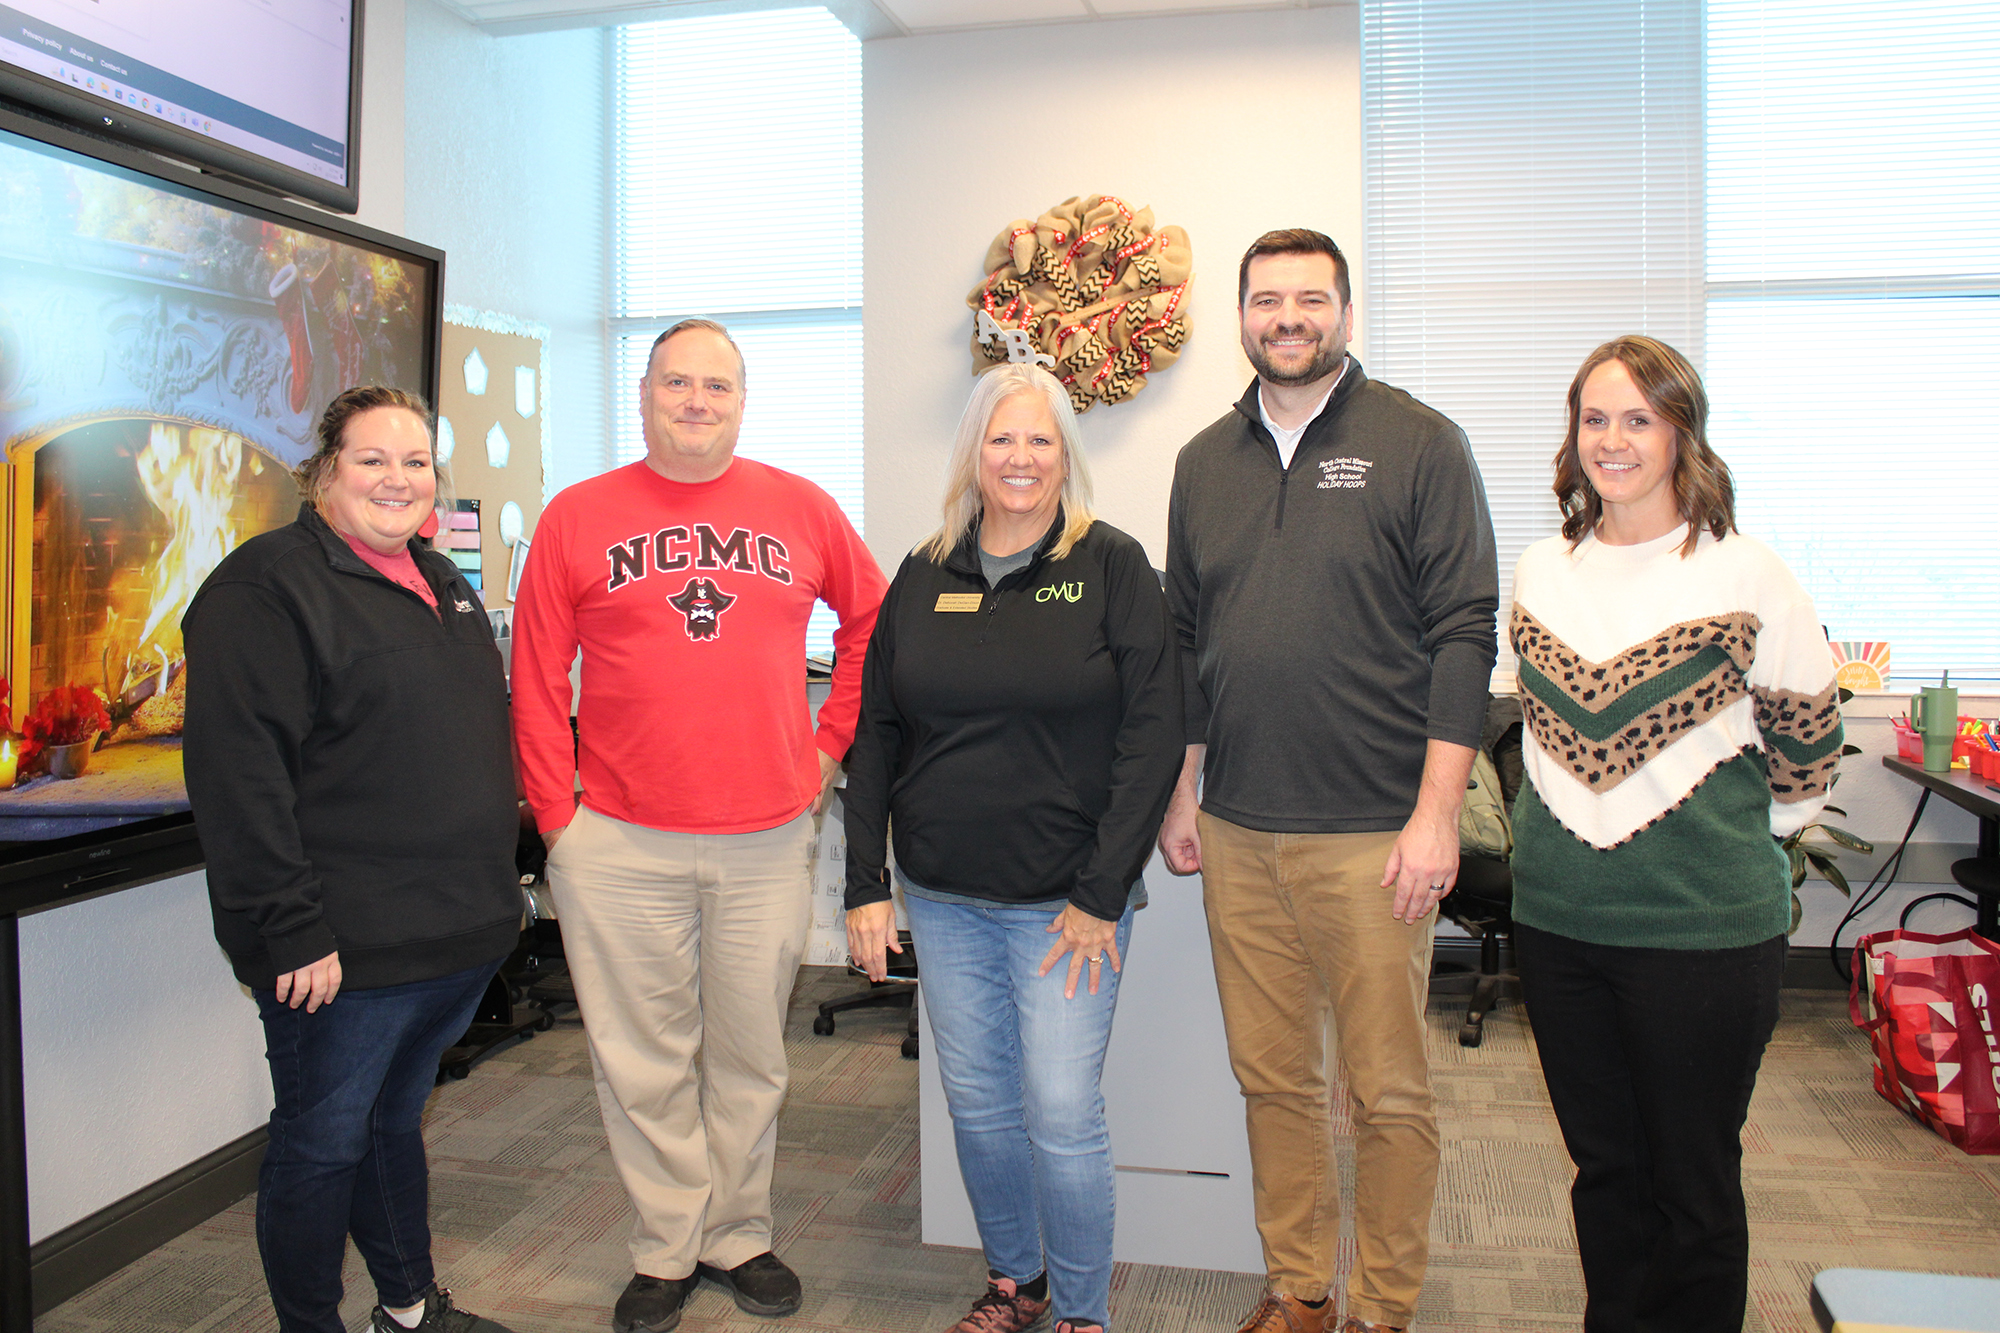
[842,364,1182,1333]
[182,386,518,1333]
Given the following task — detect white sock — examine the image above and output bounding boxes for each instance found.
[384,1298,425,1329]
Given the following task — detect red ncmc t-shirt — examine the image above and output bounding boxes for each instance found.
[510,458,885,837]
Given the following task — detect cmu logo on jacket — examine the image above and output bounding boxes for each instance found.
[604,523,793,592]
[667,577,735,640]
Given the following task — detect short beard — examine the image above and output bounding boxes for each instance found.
[1244,331,1345,388]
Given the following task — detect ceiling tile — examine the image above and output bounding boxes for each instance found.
[873,0,1089,32]
[1089,0,1297,12]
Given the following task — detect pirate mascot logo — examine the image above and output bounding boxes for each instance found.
[667,576,736,640]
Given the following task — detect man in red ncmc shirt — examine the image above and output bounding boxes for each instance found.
[511,320,886,1333]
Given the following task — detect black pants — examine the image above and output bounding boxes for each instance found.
[1515,922,1785,1333]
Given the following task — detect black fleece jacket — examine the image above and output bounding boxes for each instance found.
[843,515,1182,922]
[182,505,522,991]
[1166,363,1498,834]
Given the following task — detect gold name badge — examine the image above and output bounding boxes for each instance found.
[934,593,984,613]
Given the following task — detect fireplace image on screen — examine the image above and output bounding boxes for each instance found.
[0,119,439,842]
[1,420,297,827]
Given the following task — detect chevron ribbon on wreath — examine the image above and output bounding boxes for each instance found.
[966,195,1192,413]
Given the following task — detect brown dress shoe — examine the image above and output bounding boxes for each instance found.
[1234,1292,1330,1333]
[1337,1317,1406,1333]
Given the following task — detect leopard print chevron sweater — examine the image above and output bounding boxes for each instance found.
[1508,526,1843,950]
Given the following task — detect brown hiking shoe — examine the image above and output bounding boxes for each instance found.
[950,1277,1050,1333]
[1234,1292,1329,1333]
[1338,1317,1405,1333]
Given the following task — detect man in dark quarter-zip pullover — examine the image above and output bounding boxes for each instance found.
[1157,229,1498,1333]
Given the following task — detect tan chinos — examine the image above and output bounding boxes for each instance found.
[1199,813,1439,1330]
[547,803,816,1279]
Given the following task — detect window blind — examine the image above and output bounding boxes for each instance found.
[1705,0,2000,679]
[1361,0,1705,677]
[612,8,863,653]
[614,9,861,317]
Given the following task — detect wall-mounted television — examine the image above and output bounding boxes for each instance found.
[0,102,440,913]
[0,0,363,213]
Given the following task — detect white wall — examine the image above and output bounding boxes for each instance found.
[22,872,271,1242]
[863,6,1361,573]
[354,0,407,235]
[402,0,611,496]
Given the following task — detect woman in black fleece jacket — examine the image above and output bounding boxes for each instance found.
[843,365,1181,1333]
[182,387,518,1333]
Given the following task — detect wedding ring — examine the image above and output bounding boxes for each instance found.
[1089,955,1102,963]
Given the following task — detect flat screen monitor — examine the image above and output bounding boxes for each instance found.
[0,0,362,213]
[0,104,440,910]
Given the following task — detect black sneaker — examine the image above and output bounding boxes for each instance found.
[613,1273,696,1333]
[695,1251,803,1317]
[369,1285,515,1333]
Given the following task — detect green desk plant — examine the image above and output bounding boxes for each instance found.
[1782,686,1871,935]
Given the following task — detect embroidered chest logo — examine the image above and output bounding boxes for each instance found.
[1317,456,1374,490]
[454,598,473,613]
[1035,581,1084,604]
[667,577,736,641]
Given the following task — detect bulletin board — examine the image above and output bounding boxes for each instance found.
[437,306,549,607]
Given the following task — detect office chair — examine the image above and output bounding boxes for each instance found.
[1438,852,1518,1047]
[1435,697,1524,1047]
[812,931,920,1059]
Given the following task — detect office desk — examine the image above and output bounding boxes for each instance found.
[1881,757,2000,941]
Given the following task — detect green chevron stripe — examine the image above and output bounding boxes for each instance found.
[1765,725,1844,765]
[1517,642,1743,742]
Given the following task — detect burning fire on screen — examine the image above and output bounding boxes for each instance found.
[31,418,294,746]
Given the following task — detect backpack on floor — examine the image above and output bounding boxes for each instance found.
[1457,746,1513,860]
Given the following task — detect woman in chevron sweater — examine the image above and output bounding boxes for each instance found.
[1509,336,1843,1333]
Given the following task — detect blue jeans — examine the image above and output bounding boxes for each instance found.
[253,959,500,1333]
[906,893,1134,1331]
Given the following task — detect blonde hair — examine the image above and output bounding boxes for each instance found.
[919,364,1095,564]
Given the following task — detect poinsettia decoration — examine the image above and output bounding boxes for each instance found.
[23,684,111,751]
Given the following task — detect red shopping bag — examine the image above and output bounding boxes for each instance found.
[1850,927,2000,1154]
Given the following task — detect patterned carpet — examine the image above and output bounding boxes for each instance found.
[37,969,2000,1332]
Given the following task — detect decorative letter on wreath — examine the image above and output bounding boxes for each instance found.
[967,195,1191,413]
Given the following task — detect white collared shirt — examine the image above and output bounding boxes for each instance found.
[1258,357,1348,470]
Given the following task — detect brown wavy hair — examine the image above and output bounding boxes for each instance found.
[1555,336,1735,557]
[294,385,451,525]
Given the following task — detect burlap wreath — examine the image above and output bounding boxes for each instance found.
[967,195,1192,413]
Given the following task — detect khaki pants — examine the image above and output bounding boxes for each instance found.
[547,804,815,1278]
[1199,813,1439,1328]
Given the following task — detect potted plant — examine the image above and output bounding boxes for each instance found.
[22,684,112,781]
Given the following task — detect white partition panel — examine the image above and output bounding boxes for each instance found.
[919,851,1262,1273]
